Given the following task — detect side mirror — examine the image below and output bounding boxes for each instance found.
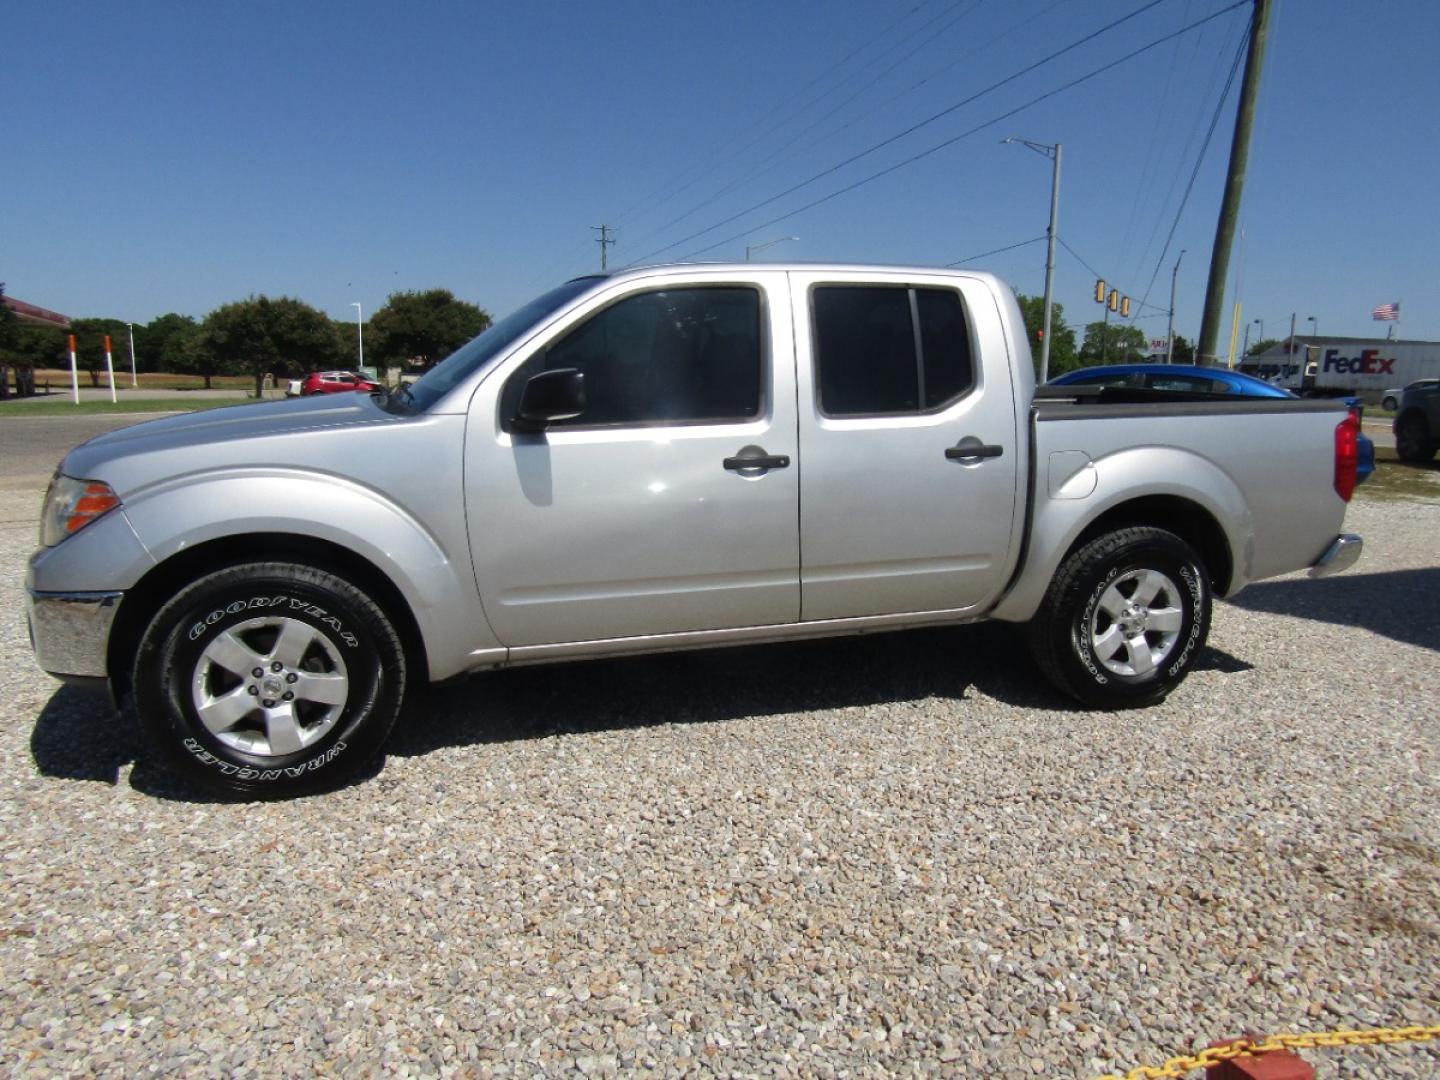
[514,368,586,431]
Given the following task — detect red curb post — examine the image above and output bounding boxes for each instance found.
[1204,1041,1314,1080]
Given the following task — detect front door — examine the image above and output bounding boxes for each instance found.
[466,273,800,647]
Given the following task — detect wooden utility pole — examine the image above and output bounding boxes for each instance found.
[592,225,616,272]
[1197,0,1271,365]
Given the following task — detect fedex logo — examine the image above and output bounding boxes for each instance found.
[1323,348,1395,375]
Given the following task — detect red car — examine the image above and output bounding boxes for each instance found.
[300,370,383,396]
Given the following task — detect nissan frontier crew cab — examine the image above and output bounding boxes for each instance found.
[26,265,1364,797]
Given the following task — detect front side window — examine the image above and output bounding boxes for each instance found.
[812,285,974,417]
[501,286,762,429]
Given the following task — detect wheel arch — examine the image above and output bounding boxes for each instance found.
[991,487,1240,624]
[107,533,429,703]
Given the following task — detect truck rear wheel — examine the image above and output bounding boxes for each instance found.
[1028,527,1210,709]
[129,562,406,798]
[1395,414,1436,464]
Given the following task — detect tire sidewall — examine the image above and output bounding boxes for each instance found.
[1066,534,1208,705]
[134,565,402,795]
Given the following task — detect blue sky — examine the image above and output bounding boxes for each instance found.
[6,0,1437,351]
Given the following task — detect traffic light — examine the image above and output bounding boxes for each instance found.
[1108,289,1119,312]
[1120,296,1131,318]
[1094,279,1106,303]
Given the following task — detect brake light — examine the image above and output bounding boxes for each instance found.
[1334,413,1359,502]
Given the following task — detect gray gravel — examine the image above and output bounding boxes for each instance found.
[1,452,1437,1076]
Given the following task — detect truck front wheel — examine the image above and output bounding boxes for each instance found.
[129,562,407,798]
[1028,527,1210,709]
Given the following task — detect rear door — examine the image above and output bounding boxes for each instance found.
[790,270,1022,621]
[465,271,800,647]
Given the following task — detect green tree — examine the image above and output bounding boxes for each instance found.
[137,313,198,375]
[1080,321,1149,364]
[1170,335,1196,364]
[369,289,490,369]
[200,295,342,397]
[1245,337,1279,359]
[1014,293,1078,377]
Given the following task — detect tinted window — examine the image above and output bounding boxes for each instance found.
[502,286,762,428]
[1146,374,1221,393]
[813,285,974,416]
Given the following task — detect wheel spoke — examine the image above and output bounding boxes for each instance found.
[1148,606,1185,634]
[1130,570,1166,608]
[1126,633,1157,676]
[1097,584,1129,620]
[264,707,306,756]
[292,670,349,707]
[1092,623,1125,660]
[196,688,257,735]
[270,620,318,668]
[203,630,265,677]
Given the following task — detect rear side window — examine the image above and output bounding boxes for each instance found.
[501,286,763,428]
[812,285,974,416]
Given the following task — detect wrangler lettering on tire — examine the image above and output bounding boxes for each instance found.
[1028,527,1210,709]
[129,562,406,798]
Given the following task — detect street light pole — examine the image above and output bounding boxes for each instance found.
[745,236,799,261]
[351,302,364,372]
[127,322,138,388]
[1003,137,1061,381]
[1165,250,1185,364]
[1306,315,1317,344]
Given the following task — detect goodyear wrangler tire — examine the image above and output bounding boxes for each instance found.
[1027,527,1209,709]
[130,562,405,798]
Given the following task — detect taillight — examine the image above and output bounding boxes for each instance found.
[1334,413,1359,502]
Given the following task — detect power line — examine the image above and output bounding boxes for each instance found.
[945,235,1046,267]
[609,2,940,235]
[1136,20,1249,315]
[643,0,987,243]
[626,0,1182,267]
[673,0,1251,264]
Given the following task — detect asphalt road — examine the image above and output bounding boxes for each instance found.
[0,412,173,490]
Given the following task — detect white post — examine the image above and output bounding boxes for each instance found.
[128,323,138,387]
[104,335,117,403]
[352,302,364,372]
[68,335,80,404]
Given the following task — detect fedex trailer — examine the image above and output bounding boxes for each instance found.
[1246,337,1440,399]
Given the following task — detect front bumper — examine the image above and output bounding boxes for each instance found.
[26,589,123,679]
[1308,533,1363,578]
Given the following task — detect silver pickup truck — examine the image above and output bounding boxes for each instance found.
[26,264,1363,796]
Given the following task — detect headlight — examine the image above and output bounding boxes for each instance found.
[40,474,122,547]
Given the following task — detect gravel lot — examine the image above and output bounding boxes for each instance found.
[1,419,1437,1078]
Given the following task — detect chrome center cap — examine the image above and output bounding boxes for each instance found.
[262,675,285,697]
[1118,604,1149,635]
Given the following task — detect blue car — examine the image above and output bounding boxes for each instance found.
[1047,363,1375,483]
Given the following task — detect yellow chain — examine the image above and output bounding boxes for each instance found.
[1095,1024,1440,1080]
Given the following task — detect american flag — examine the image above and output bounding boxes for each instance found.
[1372,302,1400,321]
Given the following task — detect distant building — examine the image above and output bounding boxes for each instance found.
[2,294,71,329]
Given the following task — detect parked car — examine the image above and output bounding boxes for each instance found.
[26,265,1363,797]
[1048,363,1375,483]
[1382,379,1440,413]
[301,370,382,395]
[1393,381,1440,463]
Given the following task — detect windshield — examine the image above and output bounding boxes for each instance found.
[404,277,604,411]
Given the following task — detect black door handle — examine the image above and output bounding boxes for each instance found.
[946,442,1004,461]
[724,451,790,471]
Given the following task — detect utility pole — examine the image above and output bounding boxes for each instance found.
[1165,250,1185,364]
[592,225,616,272]
[1197,0,1271,366]
[1002,137,1061,381]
